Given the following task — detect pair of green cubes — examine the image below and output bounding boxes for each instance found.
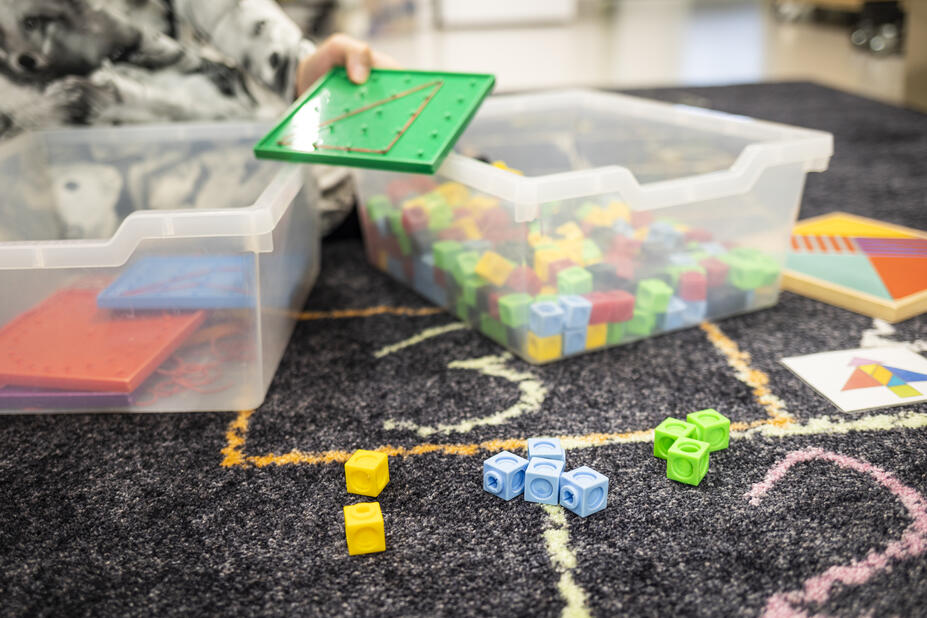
[654,409,731,486]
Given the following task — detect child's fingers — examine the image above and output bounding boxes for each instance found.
[297,34,401,95]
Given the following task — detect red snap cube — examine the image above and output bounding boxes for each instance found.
[382,236,401,256]
[684,228,713,242]
[434,266,446,287]
[609,236,641,258]
[603,255,634,281]
[402,206,428,234]
[505,265,543,295]
[489,290,503,319]
[679,270,707,301]
[438,227,466,241]
[605,290,635,322]
[700,257,730,288]
[630,211,653,228]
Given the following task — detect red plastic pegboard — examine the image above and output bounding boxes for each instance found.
[0,289,205,392]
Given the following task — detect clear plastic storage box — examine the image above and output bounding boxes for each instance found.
[0,123,319,413]
[356,89,833,363]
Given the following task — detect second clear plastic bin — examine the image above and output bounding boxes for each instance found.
[0,123,319,413]
[356,89,833,364]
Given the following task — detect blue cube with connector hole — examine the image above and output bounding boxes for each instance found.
[483,451,529,501]
[524,458,565,505]
[558,295,592,329]
[527,437,565,462]
[529,301,565,337]
[559,466,609,517]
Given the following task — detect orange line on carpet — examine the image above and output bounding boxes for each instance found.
[293,306,443,320]
[700,321,794,425]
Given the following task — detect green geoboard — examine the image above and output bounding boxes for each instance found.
[254,68,495,174]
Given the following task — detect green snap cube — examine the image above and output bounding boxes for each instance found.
[498,293,533,328]
[606,322,625,346]
[576,202,598,220]
[397,231,412,256]
[557,266,593,295]
[366,195,392,221]
[463,274,487,306]
[653,417,698,459]
[427,203,454,232]
[686,409,731,452]
[636,278,673,313]
[387,209,404,236]
[581,239,602,263]
[666,438,710,486]
[433,240,462,271]
[480,313,508,345]
[451,251,481,285]
[626,307,656,337]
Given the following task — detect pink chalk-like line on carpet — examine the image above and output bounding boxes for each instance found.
[745,447,927,618]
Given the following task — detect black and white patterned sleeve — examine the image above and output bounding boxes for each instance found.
[172,0,316,99]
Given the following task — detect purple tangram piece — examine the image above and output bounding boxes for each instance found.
[0,386,133,410]
[853,238,927,258]
[848,357,881,367]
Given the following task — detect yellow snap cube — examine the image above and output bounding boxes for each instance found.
[343,502,385,556]
[606,201,631,221]
[454,218,482,240]
[557,239,584,264]
[475,252,515,287]
[435,182,469,206]
[534,247,567,282]
[539,285,557,296]
[345,449,389,497]
[555,221,584,241]
[584,208,615,227]
[586,324,607,349]
[465,195,500,212]
[527,333,562,363]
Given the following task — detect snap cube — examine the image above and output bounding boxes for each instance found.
[506,265,544,295]
[666,438,710,486]
[529,301,565,337]
[527,438,566,461]
[451,250,481,285]
[626,307,656,337]
[524,458,565,505]
[559,295,593,329]
[563,327,587,355]
[686,408,731,452]
[661,297,687,331]
[475,251,516,287]
[682,299,707,324]
[586,323,607,349]
[527,333,562,362]
[498,293,533,328]
[432,240,462,271]
[559,466,609,517]
[679,270,707,301]
[480,313,508,346]
[483,451,529,500]
[345,449,390,497]
[557,266,593,295]
[606,322,625,345]
[343,502,386,555]
[636,278,673,313]
[653,417,698,459]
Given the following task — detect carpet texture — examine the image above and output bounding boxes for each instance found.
[2,82,927,617]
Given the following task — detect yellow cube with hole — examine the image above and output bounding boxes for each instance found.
[557,239,585,264]
[527,333,562,363]
[343,502,386,555]
[586,324,607,349]
[606,201,631,221]
[584,208,615,227]
[435,181,469,206]
[345,449,389,497]
[555,221,584,241]
[454,218,482,240]
[475,251,515,287]
[534,247,567,282]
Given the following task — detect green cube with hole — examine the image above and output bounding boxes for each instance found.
[653,417,698,459]
[557,266,593,295]
[686,409,731,452]
[666,437,710,486]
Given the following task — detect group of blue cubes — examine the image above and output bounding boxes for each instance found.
[482,438,609,517]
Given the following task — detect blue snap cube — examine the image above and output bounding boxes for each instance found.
[563,327,587,355]
[527,438,565,462]
[387,256,406,281]
[524,458,565,505]
[669,253,695,266]
[682,299,706,324]
[483,451,529,501]
[661,296,687,330]
[559,466,609,517]
[529,301,565,337]
[701,241,726,256]
[612,219,634,237]
[558,295,592,329]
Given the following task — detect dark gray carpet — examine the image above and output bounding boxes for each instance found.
[2,82,927,617]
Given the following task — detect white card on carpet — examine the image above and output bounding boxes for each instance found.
[781,346,927,413]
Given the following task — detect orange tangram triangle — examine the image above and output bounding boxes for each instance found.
[842,367,884,391]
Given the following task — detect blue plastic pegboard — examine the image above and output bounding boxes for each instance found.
[98,255,256,311]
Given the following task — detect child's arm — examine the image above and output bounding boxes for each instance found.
[295,33,399,95]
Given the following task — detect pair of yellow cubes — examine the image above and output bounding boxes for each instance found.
[343,449,389,556]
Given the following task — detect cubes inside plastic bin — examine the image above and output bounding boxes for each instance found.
[0,123,319,412]
[356,90,832,364]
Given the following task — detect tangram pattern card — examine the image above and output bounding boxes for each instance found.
[781,346,927,413]
[782,212,927,322]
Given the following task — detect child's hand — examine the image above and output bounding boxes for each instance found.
[296,34,399,95]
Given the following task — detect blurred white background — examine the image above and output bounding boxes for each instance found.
[281,0,911,105]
